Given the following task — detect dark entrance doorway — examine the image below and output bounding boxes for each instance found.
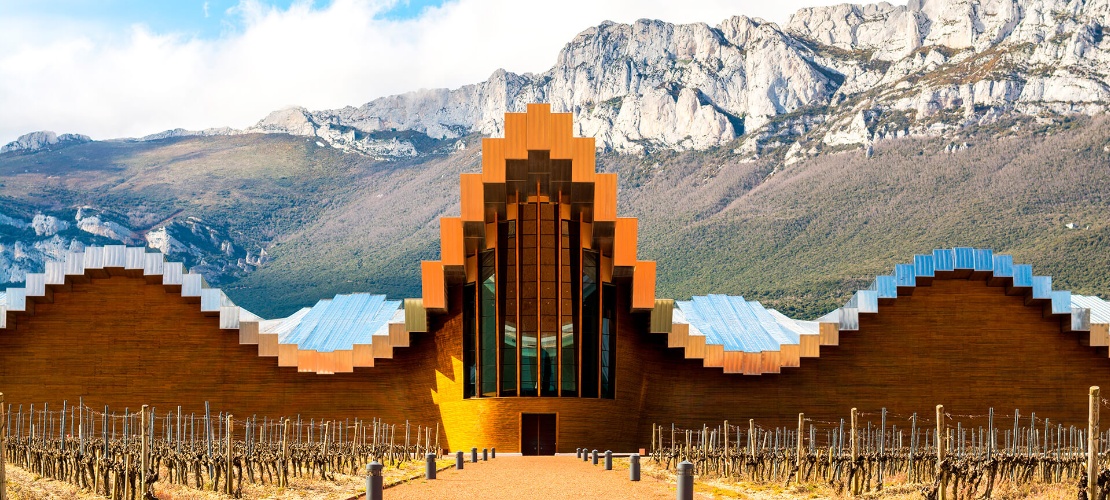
[521,413,557,455]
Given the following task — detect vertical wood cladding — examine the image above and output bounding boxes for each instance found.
[1,275,1109,454]
[0,276,443,434]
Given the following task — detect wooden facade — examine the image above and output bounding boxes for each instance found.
[1,273,1109,453]
[2,104,1110,454]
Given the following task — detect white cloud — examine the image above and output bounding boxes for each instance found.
[0,0,861,143]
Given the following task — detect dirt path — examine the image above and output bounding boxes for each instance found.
[379,455,688,499]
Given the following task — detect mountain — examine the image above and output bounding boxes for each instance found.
[1,0,1108,318]
[2,131,92,154]
[144,0,1106,158]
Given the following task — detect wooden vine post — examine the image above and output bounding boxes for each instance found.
[1090,386,1100,500]
[850,408,858,495]
[225,414,233,495]
[140,405,148,499]
[749,419,755,460]
[1,392,6,500]
[281,418,290,487]
[936,404,946,500]
[796,413,804,481]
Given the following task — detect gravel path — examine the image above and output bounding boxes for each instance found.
[379,455,683,499]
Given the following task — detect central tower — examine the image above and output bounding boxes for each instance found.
[421,103,657,400]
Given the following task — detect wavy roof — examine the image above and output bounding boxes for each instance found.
[0,245,417,375]
[655,247,1110,375]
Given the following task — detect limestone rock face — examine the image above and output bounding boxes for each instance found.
[22,0,1108,158]
[1,131,91,154]
[289,0,1110,155]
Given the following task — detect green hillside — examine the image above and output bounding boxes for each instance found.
[2,116,1108,320]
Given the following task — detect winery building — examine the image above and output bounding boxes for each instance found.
[1,104,1109,454]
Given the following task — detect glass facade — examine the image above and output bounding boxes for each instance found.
[463,196,616,399]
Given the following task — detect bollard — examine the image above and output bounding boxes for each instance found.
[425,453,436,480]
[630,453,641,481]
[456,451,464,470]
[366,462,383,500]
[576,447,582,458]
[676,461,694,500]
[583,449,589,462]
[592,449,599,465]
[492,447,496,459]
[605,450,613,470]
[483,448,488,461]
[471,447,478,463]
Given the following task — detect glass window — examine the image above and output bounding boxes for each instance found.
[463,282,476,399]
[601,283,616,399]
[480,250,497,397]
[580,250,599,398]
[499,221,517,396]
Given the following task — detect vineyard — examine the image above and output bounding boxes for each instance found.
[6,392,1110,499]
[0,396,441,499]
[648,398,1110,499]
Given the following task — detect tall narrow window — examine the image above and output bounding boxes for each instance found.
[560,220,576,396]
[580,250,599,398]
[519,203,539,396]
[539,203,558,397]
[600,282,616,399]
[479,250,497,397]
[499,221,517,396]
[463,282,476,399]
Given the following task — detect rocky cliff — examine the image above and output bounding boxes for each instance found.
[187,0,1107,159]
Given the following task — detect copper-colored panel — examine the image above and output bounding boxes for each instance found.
[481,138,506,183]
[580,222,593,249]
[277,343,298,367]
[352,344,375,367]
[614,218,638,267]
[239,321,259,345]
[668,323,689,348]
[722,351,743,374]
[421,261,446,311]
[389,322,410,348]
[684,334,706,359]
[257,333,279,357]
[485,222,497,250]
[373,336,394,359]
[760,351,782,374]
[460,174,484,222]
[742,352,761,375]
[799,334,820,357]
[333,350,354,373]
[703,344,725,368]
[504,113,528,159]
[526,103,552,152]
[572,138,596,183]
[601,255,613,283]
[440,219,464,266]
[780,345,800,368]
[593,174,617,222]
[1087,323,1110,347]
[819,322,839,346]
[550,112,574,159]
[295,349,315,373]
[632,261,656,311]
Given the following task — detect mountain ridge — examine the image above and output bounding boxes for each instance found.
[0,0,1108,319]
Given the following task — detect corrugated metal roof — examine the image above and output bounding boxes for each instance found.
[277,294,401,352]
[1074,295,1110,324]
[675,295,803,353]
[821,247,1088,332]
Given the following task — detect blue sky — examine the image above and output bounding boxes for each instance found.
[2,0,446,38]
[0,0,855,143]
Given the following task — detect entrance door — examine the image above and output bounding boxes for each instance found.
[521,413,557,455]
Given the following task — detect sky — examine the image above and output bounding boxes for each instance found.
[0,0,859,144]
